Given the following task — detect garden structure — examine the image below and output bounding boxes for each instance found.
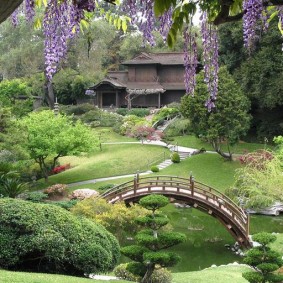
[100,174,252,248]
[86,52,202,109]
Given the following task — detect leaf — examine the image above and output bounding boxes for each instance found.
[122,19,128,33]
[33,18,42,30]
[117,18,122,30]
[154,0,166,17]
[80,19,89,31]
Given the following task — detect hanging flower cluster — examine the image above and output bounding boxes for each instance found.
[200,12,219,111]
[278,6,283,51]
[242,0,264,51]
[9,0,283,109]
[183,26,198,96]
[122,0,172,45]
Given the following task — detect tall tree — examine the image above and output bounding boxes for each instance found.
[181,67,251,160]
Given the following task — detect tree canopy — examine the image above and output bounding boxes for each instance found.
[180,66,251,160]
[16,110,98,180]
[1,0,282,110]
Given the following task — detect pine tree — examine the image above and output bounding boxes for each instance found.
[121,194,186,283]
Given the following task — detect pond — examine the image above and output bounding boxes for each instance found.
[163,205,283,272]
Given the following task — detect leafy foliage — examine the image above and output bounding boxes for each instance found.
[121,194,186,283]
[0,172,28,198]
[171,152,180,163]
[242,232,283,283]
[0,198,119,275]
[17,110,97,180]
[151,165,160,173]
[71,198,147,242]
[226,156,283,209]
[181,67,251,160]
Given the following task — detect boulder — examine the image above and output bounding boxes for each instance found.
[246,202,283,216]
[70,189,99,200]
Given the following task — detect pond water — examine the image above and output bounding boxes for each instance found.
[120,205,283,272]
[163,205,283,272]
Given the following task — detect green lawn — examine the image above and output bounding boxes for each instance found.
[172,135,271,154]
[172,265,250,283]
[157,153,241,191]
[93,127,136,142]
[36,144,169,188]
[0,270,129,283]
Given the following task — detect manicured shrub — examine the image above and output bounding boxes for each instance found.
[171,152,180,163]
[116,108,129,116]
[114,263,172,283]
[151,165,160,173]
[114,263,140,282]
[50,199,79,210]
[98,183,115,192]
[151,268,172,283]
[52,163,71,174]
[129,108,150,117]
[62,103,96,116]
[24,191,48,202]
[0,198,120,275]
[44,184,68,197]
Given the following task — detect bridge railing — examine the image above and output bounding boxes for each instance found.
[100,175,249,235]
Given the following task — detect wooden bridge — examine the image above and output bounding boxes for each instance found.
[101,174,252,248]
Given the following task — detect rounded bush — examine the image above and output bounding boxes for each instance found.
[0,198,119,275]
[171,152,180,163]
[114,263,140,282]
[151,165,160,173]
[151,268,172,283]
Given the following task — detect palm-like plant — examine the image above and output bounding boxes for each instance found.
[0,172,27,198]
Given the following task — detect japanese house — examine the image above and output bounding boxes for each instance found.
[86,52,201,109]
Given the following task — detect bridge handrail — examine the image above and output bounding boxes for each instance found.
[101,175,246,221]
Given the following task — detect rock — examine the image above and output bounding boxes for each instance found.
[70,189,99,200]
[211,264,217,268]
[246,202,283,216]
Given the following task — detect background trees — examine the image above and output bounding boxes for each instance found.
[180,67,251,160]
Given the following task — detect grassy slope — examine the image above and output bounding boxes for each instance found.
[38,144,169,186]
[157,153,241,191]
[0,270,128,283]
[172,265,250,283]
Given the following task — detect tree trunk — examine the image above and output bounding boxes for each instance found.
[211,139,232,161]
[44,77,55,109]
[141,264,155,283]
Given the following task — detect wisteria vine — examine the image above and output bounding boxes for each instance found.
[201,12,219,111]
[9,0,283,110]
[183,26,198,96]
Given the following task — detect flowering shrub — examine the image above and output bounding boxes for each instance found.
[238,150,273,170]
[44,184,67,197]
[52,163,71,174]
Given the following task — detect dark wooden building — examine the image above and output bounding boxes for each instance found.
[86,52,200,109]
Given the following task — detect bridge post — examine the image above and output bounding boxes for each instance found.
[134,176,137,194]
[189,172,194,195]
[136,170,140,183]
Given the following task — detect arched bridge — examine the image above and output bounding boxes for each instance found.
[100,174,251,248]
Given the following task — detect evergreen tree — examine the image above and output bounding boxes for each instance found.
[243,232,283,283]
[121,194,186,283]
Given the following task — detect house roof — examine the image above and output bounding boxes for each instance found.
[89,77,126,90]
[122,52,185,66]
[126,82,164,90]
